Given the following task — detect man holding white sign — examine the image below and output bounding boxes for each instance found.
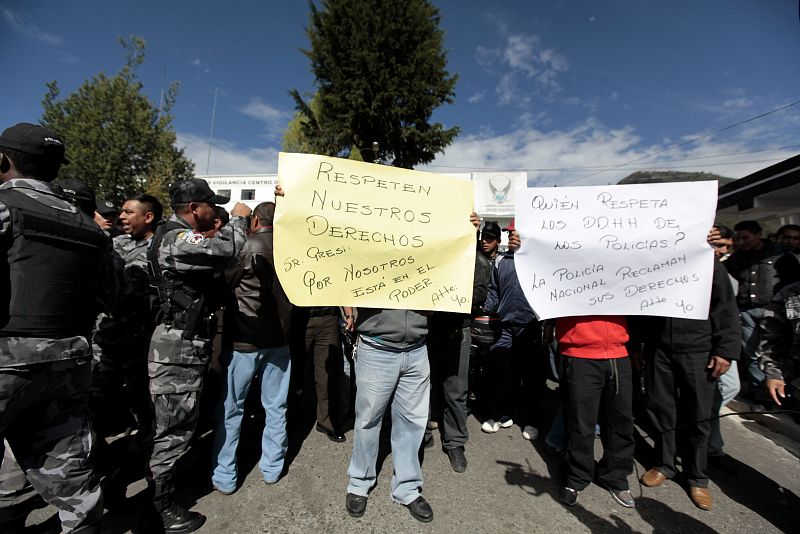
[512,181,718,509]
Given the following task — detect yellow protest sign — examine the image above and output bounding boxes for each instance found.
[274,153,476,312]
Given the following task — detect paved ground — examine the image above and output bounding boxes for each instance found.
[25,383,800,534]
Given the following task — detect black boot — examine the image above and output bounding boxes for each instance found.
[153,481,205,534]
[159,502,206,534]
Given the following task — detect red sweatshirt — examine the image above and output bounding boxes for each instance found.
[556,315,629,359]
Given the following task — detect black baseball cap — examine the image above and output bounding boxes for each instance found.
[54,178,96,216]
[96,198,119,216]
[168,178,230,205]
[481,221,501,240]
[0,123,69,164]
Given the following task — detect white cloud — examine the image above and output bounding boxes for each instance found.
[1,7,62,45]
[178,132,279,175]
[424,117,798,186]
[467,91,485,104]
[722,97,753,109]
[475,33,568,106]
[237,98,291,140]
[190,58,210,74]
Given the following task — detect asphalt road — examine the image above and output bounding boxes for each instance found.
[26,390,800,534]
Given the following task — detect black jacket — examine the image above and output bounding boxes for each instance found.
[633,260,740,359]
[725,244,779,310]
[430,250,491,331]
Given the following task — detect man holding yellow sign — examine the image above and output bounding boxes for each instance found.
[274,153,477,523]
[273,153,476,312]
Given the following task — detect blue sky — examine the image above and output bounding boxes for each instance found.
[2,0,799,185]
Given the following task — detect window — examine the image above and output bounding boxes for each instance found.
[217,189,231,199]
[241,189,255,200]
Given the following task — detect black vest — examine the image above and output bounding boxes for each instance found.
[0,188,108,338]
[148,220,227,333]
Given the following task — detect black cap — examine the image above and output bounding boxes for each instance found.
[168,178,230,205]
[0,123,69,164]
[481,221,501,240]
[96,198,119,216]
[54,178,96,216]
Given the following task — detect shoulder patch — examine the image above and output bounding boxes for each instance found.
[180,231,204,245]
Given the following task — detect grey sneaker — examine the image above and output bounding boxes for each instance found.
[608,489,635,508]
[522,425,538,441]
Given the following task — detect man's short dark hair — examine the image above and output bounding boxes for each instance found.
[214,205,230,227]
[253,202,275,226]
[734,220,762,234]
[714,224,734,239]
[776,224,800,236]
[130,193,163,226]
[2,147,61,181]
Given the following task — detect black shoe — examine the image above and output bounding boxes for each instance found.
[316,423,346,443]
[560,487,579,507]
[160,503,206,534]
[445,446,468,473]
[406,496,433,523]
[421,433,434,450]
[345,493,367,517]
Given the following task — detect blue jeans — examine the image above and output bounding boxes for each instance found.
[347,340,430,505]
[211,346,291,491]
[708,360,740,455]
[740,308,766,389]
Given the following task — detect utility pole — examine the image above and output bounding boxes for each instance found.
[206,86,219,175]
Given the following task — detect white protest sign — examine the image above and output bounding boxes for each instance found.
[515,181,717,320]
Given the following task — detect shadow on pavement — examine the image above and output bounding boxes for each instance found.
[707,453,800,533]
[496,459,718,534]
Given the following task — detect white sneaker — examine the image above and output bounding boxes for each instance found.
[498,416,514,429]
[522,425,539,441]
[481,419,500,433]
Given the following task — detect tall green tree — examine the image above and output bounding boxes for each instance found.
[290,0,459,168]
[41,36,193,207]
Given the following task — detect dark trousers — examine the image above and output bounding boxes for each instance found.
[562,356,634,492]
[90,339,153,439]
[425,325,470,448]
[305,315,344,432]
[645,348,715,487]
[486,323,548,424]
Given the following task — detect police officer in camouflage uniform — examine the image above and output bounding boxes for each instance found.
[139,179,250,533]
[91,194,163,436]
[0,123,116,534]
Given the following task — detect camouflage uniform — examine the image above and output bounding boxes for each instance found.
[0,177,115,533]
[91,234,155,437]
[146,214,246,493]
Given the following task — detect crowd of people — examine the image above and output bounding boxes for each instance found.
[0,122,797,533]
